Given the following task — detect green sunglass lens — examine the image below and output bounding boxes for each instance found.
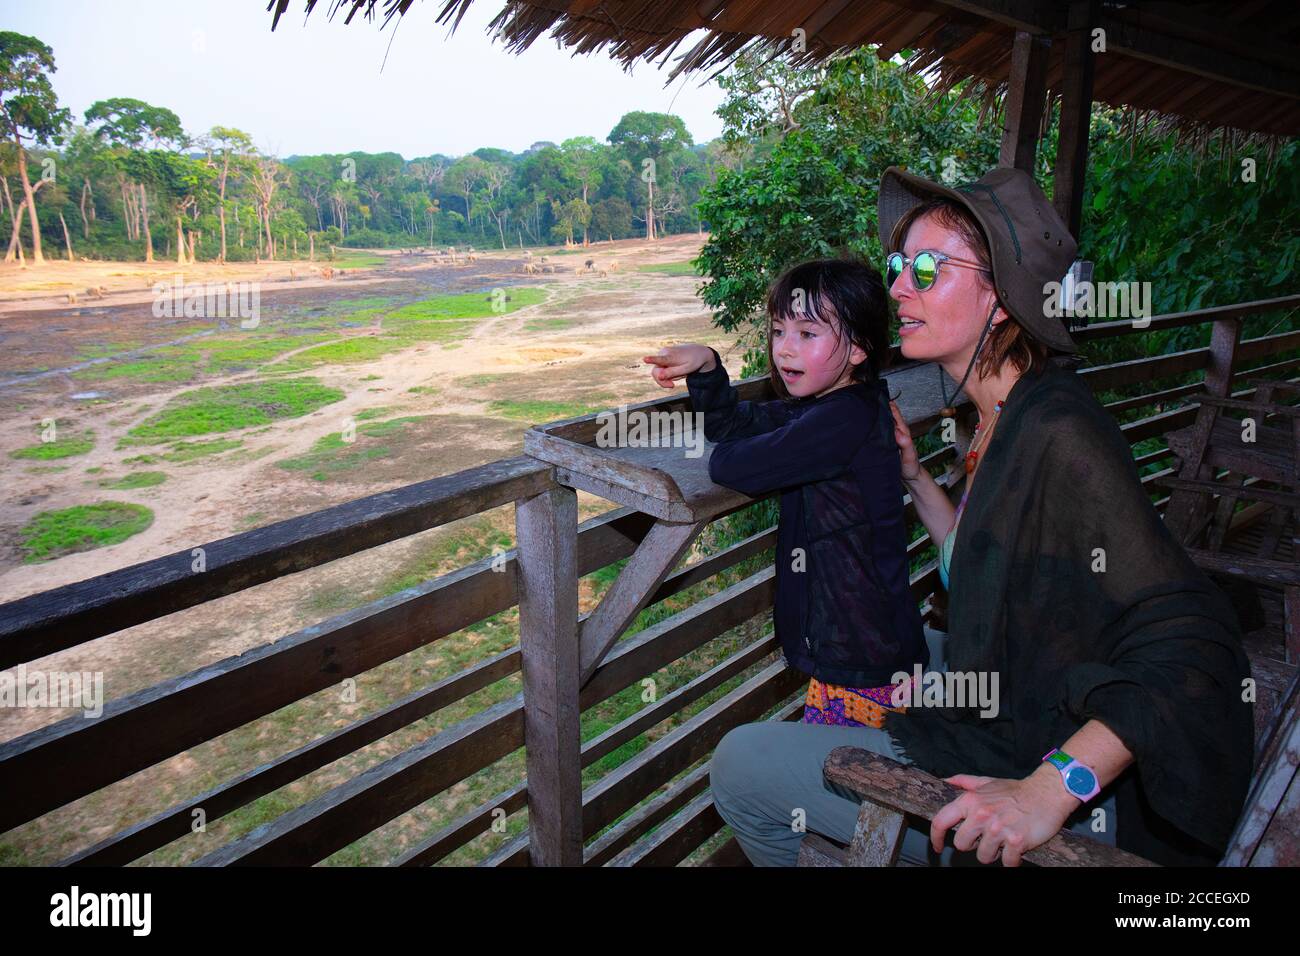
[886,253,903,288]
[913,252,938,289]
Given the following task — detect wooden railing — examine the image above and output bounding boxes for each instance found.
[1,294,1297,866]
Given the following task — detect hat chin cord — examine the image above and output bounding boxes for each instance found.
[939,301,999,418]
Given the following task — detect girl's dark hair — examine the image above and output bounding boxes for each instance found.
[889,197,1050,380]
[764,257,892,400]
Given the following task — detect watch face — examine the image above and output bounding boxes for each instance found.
[1065,766,1097,796]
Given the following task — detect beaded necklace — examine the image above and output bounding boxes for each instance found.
[953,398,1005,525]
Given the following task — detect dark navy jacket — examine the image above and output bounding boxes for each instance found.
[686,348,928,686]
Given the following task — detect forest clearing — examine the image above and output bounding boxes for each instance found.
[0,230,762,864]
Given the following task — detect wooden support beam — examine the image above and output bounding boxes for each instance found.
[845,800,909,866]
[1000,29,1052,171]
[578,518,705,682]
[938,1,1300,102]
[1161,316,1245,544]
[1053,0,1099,237]
[515,484,583,865]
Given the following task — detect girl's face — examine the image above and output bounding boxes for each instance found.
[771,304,867,399]
[888,212,1008,363]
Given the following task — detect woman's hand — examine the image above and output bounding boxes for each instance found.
[642,344,716,389]
[929,767,1079,866]
[889,400,921,481]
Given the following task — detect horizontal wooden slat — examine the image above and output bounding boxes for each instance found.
[586,762,712,866]
[62,645,521,865]
[47,513,780,863]
[608,788,725,867]
[1070,294,1300,344]
[194,694,526,866]
[188,566,779,864]
[489,662,806,866]
[1079,346,1208,392]
[0,505,656,833]
[0,455,554,667]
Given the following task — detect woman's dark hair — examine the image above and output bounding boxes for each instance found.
[889,197,1050,380]
[764,257,892,400]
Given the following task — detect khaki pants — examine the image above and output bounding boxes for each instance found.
[708,626,1119,866]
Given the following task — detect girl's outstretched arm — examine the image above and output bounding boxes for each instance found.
[678,347,796,442]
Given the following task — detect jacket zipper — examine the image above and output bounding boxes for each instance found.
[800,484,815,658]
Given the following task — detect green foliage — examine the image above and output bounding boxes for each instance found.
[697,48,1001,376]
[19,501,154,562]
[1077,115,1300,362]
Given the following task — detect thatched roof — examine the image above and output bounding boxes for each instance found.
[268,1,1300,144]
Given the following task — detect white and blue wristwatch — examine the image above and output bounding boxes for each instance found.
[1041,748,1100,802]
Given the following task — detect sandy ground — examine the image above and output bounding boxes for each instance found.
[0,231,746,743]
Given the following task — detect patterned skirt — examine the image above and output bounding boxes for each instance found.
[802,676,912,729]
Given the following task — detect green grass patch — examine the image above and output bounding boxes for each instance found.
[199,334,334,371]
[73,352,198,384]
[19,502,154,562]
[406,385,439,394]
[10,429,95,460]
[276,416,425,481]
[123,378,344,445]
[99,471,168,489]
[487,397,613,423]
[386,287,546,324]
[124,438,245,465]
[637,261,699,276]
[276,336,411,369]
[331,252,386,269]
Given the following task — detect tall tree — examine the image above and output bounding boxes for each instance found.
[559,136,604,245]
[207,126,252,263]
[85,97,184,261]
[0,32,70,264]
[248,153,285,260]
[608,112,693,240]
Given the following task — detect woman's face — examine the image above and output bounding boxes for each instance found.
[888,212,1007,364]
[771,307,867,398]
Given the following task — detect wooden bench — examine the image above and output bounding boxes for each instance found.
[796,659,1300,867]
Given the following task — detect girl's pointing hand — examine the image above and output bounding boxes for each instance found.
[642,344,715,388]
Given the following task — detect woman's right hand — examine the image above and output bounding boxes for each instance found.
[642,344,716,389]
[889,399,922,482]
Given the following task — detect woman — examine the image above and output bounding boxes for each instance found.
[708,165,1255,867]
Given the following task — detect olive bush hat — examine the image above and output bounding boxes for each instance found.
[878,165,1080,354]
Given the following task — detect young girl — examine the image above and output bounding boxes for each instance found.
[642,258,928,728]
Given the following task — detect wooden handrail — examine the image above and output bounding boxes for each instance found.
[0,455,553,667]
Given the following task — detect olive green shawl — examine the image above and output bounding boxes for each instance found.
[885,360,1255,865]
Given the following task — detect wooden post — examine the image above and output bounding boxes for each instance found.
[1000,30,1052,172]
[846,801,909,866]
[515,483,583,865]
[1053,0,1099,238]
[1162,317,1244,544]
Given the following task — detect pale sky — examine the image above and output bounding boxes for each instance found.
[3,0,728,159]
